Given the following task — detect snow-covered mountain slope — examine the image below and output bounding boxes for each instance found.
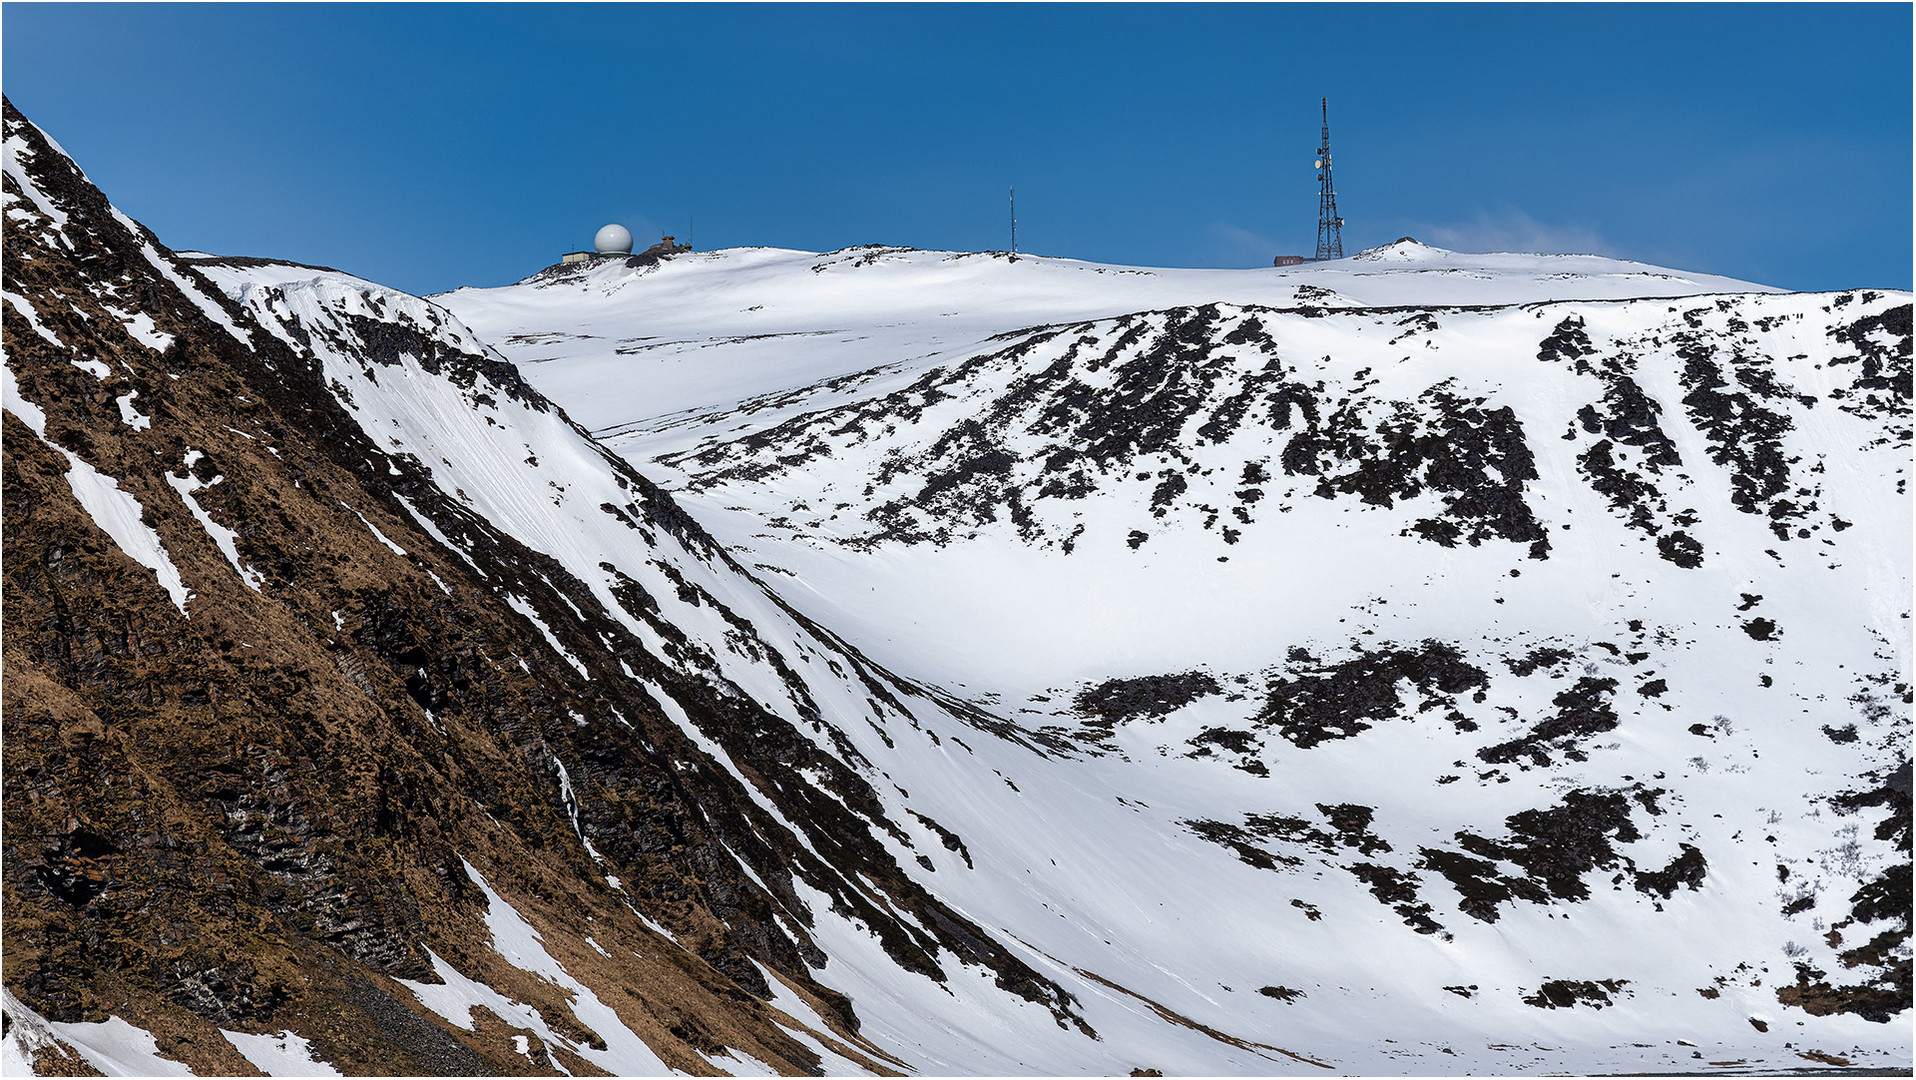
[438,241,1781,442]
[7,86,1907,1075]
[631,294,1908,693]
[7,99,1250,1076]
[8,95,1697,1078]
[444,244,1911,1071]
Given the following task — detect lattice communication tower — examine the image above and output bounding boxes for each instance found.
[1315,97,1344,260]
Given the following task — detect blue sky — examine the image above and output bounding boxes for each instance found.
[4,3,1909,295]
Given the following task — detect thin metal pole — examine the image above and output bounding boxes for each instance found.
[1010,187,1018,257]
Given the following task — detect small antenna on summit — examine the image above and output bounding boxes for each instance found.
[1009,186,1018,259]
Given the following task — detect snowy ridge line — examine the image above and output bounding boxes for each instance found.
[439,239,1786,444]
[7,113,257,351]
[2,127,74,245]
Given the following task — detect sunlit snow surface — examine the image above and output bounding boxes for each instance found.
[220,1029,342,1077]
[202,246,1909,1074]
[438,243,1780,433]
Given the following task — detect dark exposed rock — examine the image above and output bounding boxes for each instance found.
[1635,844,1708,899]
[1416,787,1683,922]
[1467,791,1644,902]
[1254,640,1485,749]
[1825,303,1913,430]
[1478,677,1620,767]
[1537,316,1595,365]
[1075,672,1221,725]
[1676,337,1805,538]
[1505,646,1572,677]
[1522,979,1628,1010]
[1349,862,1443,935]
[1292,387,1551,558]
[1801,760,1914,1023]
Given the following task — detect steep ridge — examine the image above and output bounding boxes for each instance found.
[449,241,1911,1068]
[0,98,1149,1075]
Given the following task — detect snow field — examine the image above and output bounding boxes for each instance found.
[207,250,1910,1073]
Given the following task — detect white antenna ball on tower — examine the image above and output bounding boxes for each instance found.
[594,224,633,255]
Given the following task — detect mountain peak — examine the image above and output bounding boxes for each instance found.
[1352,235,1444,260]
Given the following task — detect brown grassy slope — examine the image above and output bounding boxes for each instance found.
[2,95,908,1076]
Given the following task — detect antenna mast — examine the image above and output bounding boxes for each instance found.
[1315,97,1344,260]
[1010,187,1018,258]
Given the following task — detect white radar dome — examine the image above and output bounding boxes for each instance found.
[594,224,633,255]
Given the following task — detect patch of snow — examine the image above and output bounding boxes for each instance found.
[398,947,533,1032]
[391,492,476,569]
[121,311,174,353]
[3,355,50,433]
[64,450,193,614]
[221,1029,343,1077]
[552,753,585,844]
[2,289,63,347]
[503,594,588,676]
[0,989,194,1077]
[702,1047,783,1076]
[440,859,678,1076]
[341,502,406,555]
[6,363,190,614]
[749,962,882,1077]
[165,448,265,592]
[115,389,151,431]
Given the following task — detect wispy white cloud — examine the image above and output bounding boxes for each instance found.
[1417,209,1613,256]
